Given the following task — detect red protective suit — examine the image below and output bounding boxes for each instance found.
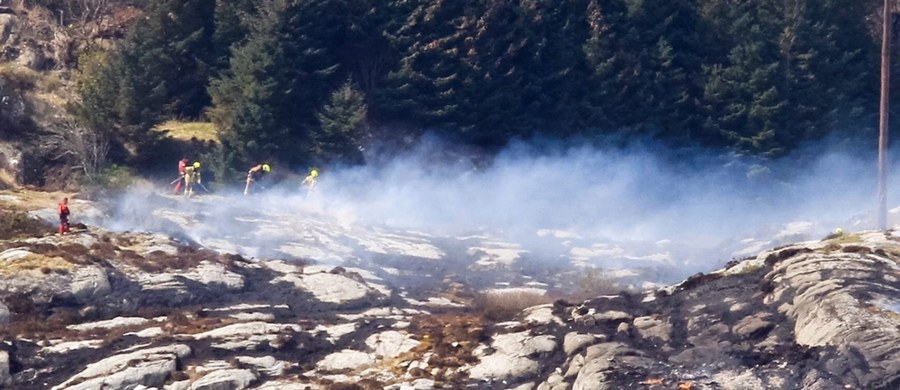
[58,198,70,234]
[173,159,189,194]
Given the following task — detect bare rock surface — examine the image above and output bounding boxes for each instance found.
[1,193,900,389]
[52,344,191,390]
[189,368,256,390]
[0,350,10,388]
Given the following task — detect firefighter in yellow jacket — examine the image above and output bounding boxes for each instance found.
[301,168,319,193]
[183,161,202,197]
[244,163,271,195]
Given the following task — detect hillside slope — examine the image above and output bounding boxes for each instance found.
[0,192,898,389]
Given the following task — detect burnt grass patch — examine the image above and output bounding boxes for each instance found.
[401,313,488,384]
[0,210,53,240]
[764,247,814,266]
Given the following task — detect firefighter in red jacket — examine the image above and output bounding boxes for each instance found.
[173,158,189,194]
[58,197,70,234]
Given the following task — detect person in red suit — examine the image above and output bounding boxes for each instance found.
[173,158,189,194]
[58,197,70,235]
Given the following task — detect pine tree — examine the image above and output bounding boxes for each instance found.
[520,0,603,138]
[584,0,709,142]
[380,0,477,131]
[701,1,787,156]
[75,0,217,164]
[316,80,368,165]
[123,0,216,118]
[208,33,284,168]
[212,0,257,71]
[776,0,876,147]
[209,0,343,168]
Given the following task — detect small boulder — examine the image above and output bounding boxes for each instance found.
[189,368,256,390]
[316,349,374,372]
[563,332,598,356]
[633,316,672,343]
[365,330,420,358]
[70,266,111,303]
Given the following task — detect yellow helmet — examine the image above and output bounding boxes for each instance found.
[311,169,318,177]
[262,163,271,173]
[193,162,201,169]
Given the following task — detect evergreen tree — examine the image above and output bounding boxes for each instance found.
[334,0,408,97]
[76,0,216,164]
[701,0,787,156]
[208,33,284,169]
[209,0,343,168]
[316,80,368,164]
[584,0,709,142]
[454,0,531,144]
[776,0,876,146]
[380,0,478,130]
[383,0,600,146]
[520,0,603,138]
[212,0,257,71]
[76,36,167,158]
[124,0,216,118]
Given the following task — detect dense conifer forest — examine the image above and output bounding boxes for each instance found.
[5,0,891,177]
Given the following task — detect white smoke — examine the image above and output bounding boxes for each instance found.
[95,135,894,282]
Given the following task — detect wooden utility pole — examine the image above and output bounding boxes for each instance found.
[879,0,892,230]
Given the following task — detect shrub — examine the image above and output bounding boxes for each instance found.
[95,164,135,189]
[572,267,621,300]
[0,63,39,89]
[471,289,552,322]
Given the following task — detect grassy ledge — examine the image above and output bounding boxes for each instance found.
[154,120,218,143]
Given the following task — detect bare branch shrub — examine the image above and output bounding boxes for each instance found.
[472,290,553,322]
[0,77,30,136]
[45,116,109,183]
[573,267,621,300]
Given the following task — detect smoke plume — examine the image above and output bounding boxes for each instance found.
[96,135,895,282]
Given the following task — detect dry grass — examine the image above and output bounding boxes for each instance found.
[736,263,763,274]
[0,210,54,239]
[4,308,83,337]
[155,120,218,142]
[38,72,64,91]
[0,253,73,276]
[324,381,384,390]
[471,290,554,322]
[389,313,487,386]
[0,63,65,94]
[0,190,77,213]
[827,233,862,244]
[0,63,40,88]
[0,170,16,189]
[161,312,240,336]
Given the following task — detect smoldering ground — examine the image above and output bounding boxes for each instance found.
[95,137,896,282]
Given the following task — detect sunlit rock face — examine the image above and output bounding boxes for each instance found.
[2,190,900,389]
[79,189,702,296]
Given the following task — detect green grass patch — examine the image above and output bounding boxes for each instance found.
[155,120,218,142]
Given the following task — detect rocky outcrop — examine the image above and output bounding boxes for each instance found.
[462,231,900,389]
[1,208,900,389]
[53,344,191,390]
